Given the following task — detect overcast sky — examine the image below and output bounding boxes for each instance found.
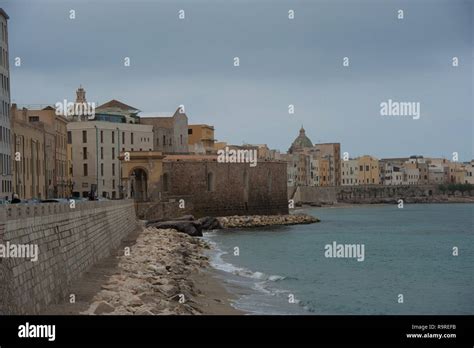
[2,0,473,160]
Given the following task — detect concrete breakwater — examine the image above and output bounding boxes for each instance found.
[217,214,319,229]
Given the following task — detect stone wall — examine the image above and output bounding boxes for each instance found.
[158,161,289,218]
[295,184,473,204]
[0,200,138,314]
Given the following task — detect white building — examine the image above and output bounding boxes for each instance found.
[341,159,359,186]
[67,121,153,199]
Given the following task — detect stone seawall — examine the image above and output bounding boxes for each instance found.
[294,184,473,205]
[0,200,138,315]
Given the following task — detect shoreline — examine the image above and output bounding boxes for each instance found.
[42,226,244,315]
[295,198,474,210]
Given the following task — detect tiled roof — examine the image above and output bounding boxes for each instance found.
[97,99,140,112]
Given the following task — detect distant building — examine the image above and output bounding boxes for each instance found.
[313,143,341,186]
[341,159,359,186]
[288,126,313,154]
[188,124,215,154]
[67,121,153,199]
[94,99,140,124]
[11,107,46,199]
[11,104,68,198]
[0,8,12,199]
[140,108,188,154]
[357,155,380,185]
[464,161,474,184]
[286,127,341,187]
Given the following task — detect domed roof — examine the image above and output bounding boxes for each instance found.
[289,126,313,153]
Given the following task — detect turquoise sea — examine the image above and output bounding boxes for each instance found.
[204,203,474,314]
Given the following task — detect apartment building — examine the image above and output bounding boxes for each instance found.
[11,107,46,199]
[11,105,68,198]
[67,121,153,199]
[357,155,380,185]
[341,159,359,186]
[0,8,11,199]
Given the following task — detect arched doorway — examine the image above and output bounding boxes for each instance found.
[129,168,148,201]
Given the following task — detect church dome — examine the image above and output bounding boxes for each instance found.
[289,126,313,153]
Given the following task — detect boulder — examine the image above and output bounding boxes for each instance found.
[197,216,223,230]
[148,221,203,237]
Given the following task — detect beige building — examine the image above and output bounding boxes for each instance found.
[140,107,189,154]
[188,124,215,154]
[11,108,46,199]
[67,121,153,199]
[310,157,330,186]
[313,143,341,186]
[10,105,68,198]
[464,161,474,184]
[357,155,380,185]
[341,159,359,186]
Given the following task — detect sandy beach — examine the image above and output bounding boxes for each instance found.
[42,226,242,315]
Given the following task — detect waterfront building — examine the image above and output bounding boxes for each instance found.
[313,143,341,186]
[341,159,359,186]
[464,161,474,184]
[0,8,12,199]
[357,155,380,185]
[67,121,153,199]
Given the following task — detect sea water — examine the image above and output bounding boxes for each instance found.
[204,203,474,315]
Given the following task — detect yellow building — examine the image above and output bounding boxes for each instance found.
[188,124,215,154]
[11,107,46,199]
[11,105,69,198]
[357,155,380,185]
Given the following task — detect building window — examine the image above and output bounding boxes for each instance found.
[100,147,103,160]
[180,134,183,145]
[112,148,115,160]
[82,130,87,143]
[83,163,88,176]
[122,132,125,144]
[112,131,115,144]
[29,116,39,122]
[67,131,72,144]
[112,163,115,176]
[163,135,166,146]
[100,131,103,143]
[83,147,87,160]
[207,172,215,192]
[131,132,134,145]
[101,163,104,176]
[188,129,192,135]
